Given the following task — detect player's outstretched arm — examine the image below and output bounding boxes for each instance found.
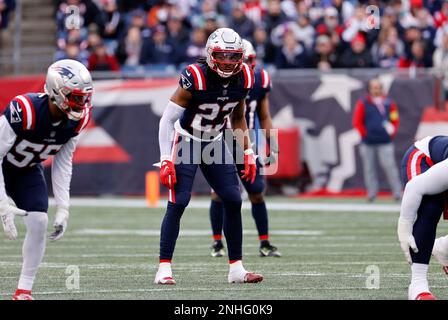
[398,157,448,263]
[49,135,80,241]
[231,99,256,183]
[158,87,189,189]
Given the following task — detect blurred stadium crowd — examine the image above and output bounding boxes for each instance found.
[3,0,448,72]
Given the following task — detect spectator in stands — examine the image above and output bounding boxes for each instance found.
[253,25,277,64]
[116,26,142,67]
[352,78,402,202]
[166,14,189,52]
[271,13,315,51]
[140,24,178,67]
[262,0,288,36]
[88,41,120,71]
[190,0,226,33]
[309,34,338,70]
[55,38,89,66]
[398,39,432,68]
[146,0,172,28]
[377,42,400,68]
[184,27,207,64]
[0,0,15,48]
[229,2,255,42]
[433,31,448,100]
[338,33,374,68]
[99,0,124,46]
[274,30,309,69]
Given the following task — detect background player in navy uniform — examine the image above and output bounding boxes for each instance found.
[0,59,92,300]
[398,135,448,299]
[208,39,281,258]
[155,28,263,285]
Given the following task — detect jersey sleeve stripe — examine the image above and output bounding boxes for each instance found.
[187,65,199,90]
[16,95,34,130]
[262,69,270,88]
[190,64,206,90]
[23,95,36,130]
[242,64,253,89]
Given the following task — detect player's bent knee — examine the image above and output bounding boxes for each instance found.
[174,191,192,207]
[25,212,48,235]
[216,186,241,203]
[248,193,264,203]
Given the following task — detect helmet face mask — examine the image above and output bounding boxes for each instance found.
[211,49,243,74]
[206,28,244,78]
[45,59,93,121]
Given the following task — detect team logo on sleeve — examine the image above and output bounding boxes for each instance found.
[181,75,192,90]
[9,101,22,123]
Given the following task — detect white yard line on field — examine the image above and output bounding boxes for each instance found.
[50,198,400,213]
[73,229,323,236]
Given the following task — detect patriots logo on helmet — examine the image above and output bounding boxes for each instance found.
[53,66,75,83]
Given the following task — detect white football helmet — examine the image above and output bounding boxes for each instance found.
[206,28,244,78]
[44,59,93,120]
[242,39,256,69]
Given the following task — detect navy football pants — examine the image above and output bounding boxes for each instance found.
[159,135,243,261]
[401,146,443,264]
[2,160,48,213]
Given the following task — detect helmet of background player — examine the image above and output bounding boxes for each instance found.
[206,28,244,78]
[242,39,256,70]
[44,59,93,121]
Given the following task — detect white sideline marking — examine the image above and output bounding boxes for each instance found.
[73,229,323,236]
[50,198,400,212]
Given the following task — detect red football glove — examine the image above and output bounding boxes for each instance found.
[241,149,256,184]
[160,160,177,189]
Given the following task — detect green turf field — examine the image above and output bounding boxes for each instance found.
[1,197,448,300]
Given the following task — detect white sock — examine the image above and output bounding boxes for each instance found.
[229,260,246,275]
[158,262,172,272]
[17,212,48,291]
[409,263,429,299]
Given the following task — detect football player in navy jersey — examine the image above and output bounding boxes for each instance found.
[397,135,448,299]
[0,59,92,300]
[155,28,263,285]
[209,39,281,258]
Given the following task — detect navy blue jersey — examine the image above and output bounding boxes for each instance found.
[178,62,254,136]
[245,68,271,130]
[428,136,448,164]
[3,93,90,168]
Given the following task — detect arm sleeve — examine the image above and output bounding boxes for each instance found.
[0,116,17,200]
[158,100,185,161]
[352,99,366,138]
[400,157,448,221]
[51,135,80,210]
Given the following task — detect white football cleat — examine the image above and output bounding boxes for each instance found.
[154,262,176,285]
[228,271,263,284]
[432,237,448,275]
[12,289,34,300]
